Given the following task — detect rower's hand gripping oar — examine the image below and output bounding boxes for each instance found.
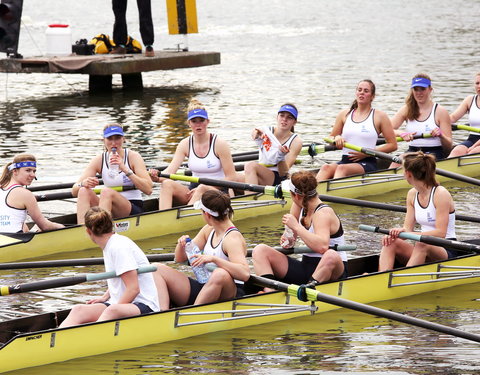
[325,138,480,187]
[0,265,157,296]
[250,274,480,344]
[359,224,480,253]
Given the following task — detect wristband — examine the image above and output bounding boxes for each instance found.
[125,170,134,177]
[76,182,82,188]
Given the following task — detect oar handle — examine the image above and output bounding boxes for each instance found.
[358,224,480,253]
[452,124,480,133]
[324,138,402,164]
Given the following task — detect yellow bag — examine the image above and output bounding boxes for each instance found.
[88,34,114,54]
[125,36,142,53]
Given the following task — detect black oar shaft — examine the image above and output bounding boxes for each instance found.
[250,275,480,343]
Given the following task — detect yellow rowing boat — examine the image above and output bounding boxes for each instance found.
[1,252,479,373]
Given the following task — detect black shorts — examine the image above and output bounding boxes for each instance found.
[444,237,459,259]
[272,170,287,186]
[458,134,480,148]
[280,255,347,284]
[183,277,245,306]
[103,301,153,314]
[407,146,445,161]
[129,200,144,215]
[337,155,377,173]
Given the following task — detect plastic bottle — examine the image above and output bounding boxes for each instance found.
[184,238,210,283]
[281,225,295,248]
[108,147,119,178]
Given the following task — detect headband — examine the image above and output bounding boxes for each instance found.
[289,180,317,197]
[193,200,220,217]
[8,161,37,171]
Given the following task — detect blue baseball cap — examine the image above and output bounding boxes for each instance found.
[411,77,431,88]
[187,108,209,121]
[103,125,124,138]
[278,104,298,120]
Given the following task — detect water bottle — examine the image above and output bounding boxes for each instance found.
[281,225,295,248]
[108,147,119,178]
[184,238,210,283]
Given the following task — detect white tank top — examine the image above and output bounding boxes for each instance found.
[414,186,456,238]
[300,204,347,262]
[0,185,27,233]
[203,226,243,284]
[406,103,442,147]
[187,134,225,179]
[468,95,480,132]
[101,148,142,201]
[341,109,378,155]
[258,127,298,172]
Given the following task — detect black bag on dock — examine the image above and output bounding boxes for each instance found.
[72,39,95,55]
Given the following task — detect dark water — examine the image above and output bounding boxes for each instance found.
[1,0,480,373]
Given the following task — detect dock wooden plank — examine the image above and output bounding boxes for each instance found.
[0,51,220,75]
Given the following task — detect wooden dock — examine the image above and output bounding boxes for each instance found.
[0,50,220,92]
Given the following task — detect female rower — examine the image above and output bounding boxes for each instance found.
[72,124,152,224]
[378,152,456,272]
[149,99,238,210]
[244,104,303,186]
[390,73,452,165]
[316,79,397,181]
[448,72,480,157]
[0,154,64,232]
[252,170,347,291]
[59,207,161,327]
[153,189,249,308]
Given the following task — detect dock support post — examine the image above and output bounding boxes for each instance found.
[89,75,113,93]
[121,73,143,90]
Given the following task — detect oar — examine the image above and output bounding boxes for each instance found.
[250,274,480,344]
[376,133,432,145]
[0,265,157,296]
[34,185,136,202]
[318,195,480,223]
[325,138,480,187]
[159,173,290,199]
[0,245,358,270]
[452,124,480,133]
[359,224,480,253]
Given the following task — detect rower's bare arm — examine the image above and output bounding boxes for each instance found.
[450,95,472,123]
[128,151,153,195]
[217,232,250,281]
[300,209,332,253]
[284,136,303,169]
[23,190,64,231]
[330,110,348,149]
[390,106,407,132]
[376,110,397,153]
[117,270,141,304]
[403,189,417,233]
[72,156,102,196]
[436,106,453,151]
[216,138,237,179]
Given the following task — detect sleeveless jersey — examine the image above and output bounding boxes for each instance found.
[468,95,480,132]
[258,126,298,172]
[341,109,378,155]
[406,103,442,147]
[203,226,244,284]
[101,148,141,201]
[0,185,27,233]
[414,186,456,238]
[300,204,347,261]
[187,134,225,179]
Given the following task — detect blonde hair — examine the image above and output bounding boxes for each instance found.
[0,154,37,188]
[187,99,205,112]
[405,73,432,121]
